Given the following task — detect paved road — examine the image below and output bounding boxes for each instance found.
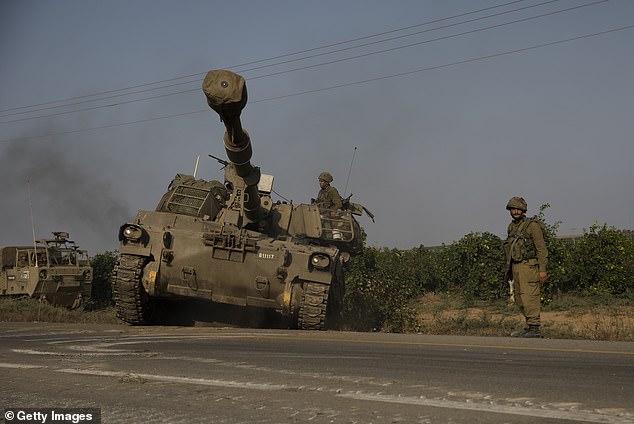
[1,322,632,423]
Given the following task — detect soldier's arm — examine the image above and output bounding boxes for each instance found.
[331,187,343,210]
[528,222,548,273]
[315,190,325,207]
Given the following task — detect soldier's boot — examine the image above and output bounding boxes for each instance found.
[511,325,542,338]
[522,325,542,338]
[510,327,528,337]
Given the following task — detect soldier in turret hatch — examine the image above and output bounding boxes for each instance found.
[315,172,342,210]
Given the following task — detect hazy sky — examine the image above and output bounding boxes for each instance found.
[1,0,633,255]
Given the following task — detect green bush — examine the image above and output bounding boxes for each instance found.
[438,232,506,303]
[533,204,569,303]
[90,251,118,306]
[568,224,634,297]
[343,247,434,332]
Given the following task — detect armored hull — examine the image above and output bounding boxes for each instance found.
[0,233,92,308]
[115,207,347,329]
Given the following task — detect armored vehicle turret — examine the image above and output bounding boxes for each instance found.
[0,232,92,308]
[113,70,370,329]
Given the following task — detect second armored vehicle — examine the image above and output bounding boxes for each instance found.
[113,70,370,329]
[0,232,92,308]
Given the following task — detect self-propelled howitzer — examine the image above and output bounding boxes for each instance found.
[113,70,370,329]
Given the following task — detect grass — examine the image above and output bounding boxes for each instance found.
[0,298,120,324]
[1,294,632,341]
[410,293,634,341]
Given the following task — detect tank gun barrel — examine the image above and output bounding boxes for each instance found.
[203,70,261,222]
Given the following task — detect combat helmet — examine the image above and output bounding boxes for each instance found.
[506,196,527,212]
[318,172,333,183]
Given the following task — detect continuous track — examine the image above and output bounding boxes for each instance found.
[112,254,149,325]
[297,282,329,330]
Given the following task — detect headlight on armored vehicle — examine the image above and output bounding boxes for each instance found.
[119,224,145,243]
[311,254,331,270]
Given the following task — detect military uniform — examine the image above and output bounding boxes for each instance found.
[316,185,343,210]
[504,197,548,338]
[315,172,343,210]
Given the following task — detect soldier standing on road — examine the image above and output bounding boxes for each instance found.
[504,196,548,338]
[315,172,343,210]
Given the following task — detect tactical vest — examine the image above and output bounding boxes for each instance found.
[505,218,538,263]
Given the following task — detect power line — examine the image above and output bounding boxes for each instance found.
[0,78,202,119]
[0,0,604,124]
[247,1,606,80]
[1,109,210,143]
[252,24,634,103]
[237,0,565,75]
[0,0,537,116]
[2,23,631,144]
[0,89,200,124]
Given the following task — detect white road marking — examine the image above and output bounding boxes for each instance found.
[339,392,633,424]
[10,349,63,356]
[11,348,147,357]
[56,368,289,391]
[3,360,631,423]
[0,362,45,369]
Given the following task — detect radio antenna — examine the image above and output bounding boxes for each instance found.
[193,155,201,178]
[343,146,357,197]
[27,180,39,268]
